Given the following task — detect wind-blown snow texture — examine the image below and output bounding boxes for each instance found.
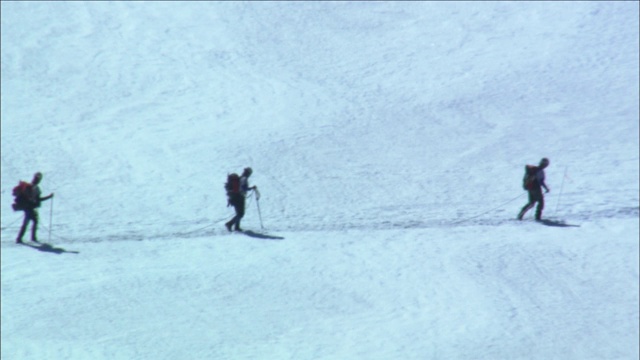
[1,2,638,360]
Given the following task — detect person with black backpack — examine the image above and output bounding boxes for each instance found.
[225,167,257,232]
[14,172,54,243]
[518,158,550,221]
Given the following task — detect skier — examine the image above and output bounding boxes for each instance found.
[15,172,54,243]
[225,167,257,232]
[518,158,550,221]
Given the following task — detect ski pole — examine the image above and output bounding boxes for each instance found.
[254,188,264,229]
[257,199,264,230]
[555,166,567,215]
[49,196,54,242]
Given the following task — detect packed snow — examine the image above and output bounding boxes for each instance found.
[2,2,638,359]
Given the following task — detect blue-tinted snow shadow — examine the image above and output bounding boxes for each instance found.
[539,219,580,228]
[21,242,80,254]
[242,230,285,240]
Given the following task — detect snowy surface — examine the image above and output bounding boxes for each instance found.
[1,2,638,359]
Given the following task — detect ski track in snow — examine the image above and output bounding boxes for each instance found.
[1,205,637,246]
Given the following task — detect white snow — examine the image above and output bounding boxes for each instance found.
[1,2,638,359]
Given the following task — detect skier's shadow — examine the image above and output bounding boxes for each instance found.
[539,219,580,228]
[243,230,285,240]
[22,242,80,254]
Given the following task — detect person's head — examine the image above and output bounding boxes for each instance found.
[539,158,550,168]
[243,167,253,177]
[32,172,43,184]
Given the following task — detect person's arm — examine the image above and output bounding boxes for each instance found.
[538,172,549,193]
[241,177,257,192]
[542,182,549,193]
[40,193,54,201]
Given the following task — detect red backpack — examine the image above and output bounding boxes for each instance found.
[12,181,33,211]
[522,165,538,190]
[225,173,241,195]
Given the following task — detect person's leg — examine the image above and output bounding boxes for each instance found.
[226,195,245,231]
[30,210,40,242]
[234,197,246,231]
[16,212,30,243]
[225,219,234,232]
[535,192,545,221]
[226,196,239,231]
[518,191,536,220]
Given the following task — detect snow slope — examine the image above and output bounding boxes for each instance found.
[2,2,638,359]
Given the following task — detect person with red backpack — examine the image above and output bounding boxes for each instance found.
[518,158,550,221]
[13,172,54,243]
[225,167,257,232]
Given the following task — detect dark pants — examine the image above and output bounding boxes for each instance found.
[17,208,39,242]
[226,193,246,230]
[518,187,544,220]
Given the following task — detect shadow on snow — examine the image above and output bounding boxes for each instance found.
[20,242,80,254]
[242,230,285,240]
[539,219,580,228]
